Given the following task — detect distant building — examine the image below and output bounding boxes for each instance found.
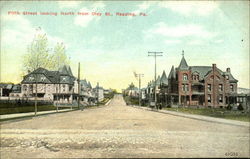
[124,83,139,97]
[0,83,13,97]
[94,84,104,102]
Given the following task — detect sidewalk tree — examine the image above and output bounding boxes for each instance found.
[22,28,70,115]
[23,32,50,73]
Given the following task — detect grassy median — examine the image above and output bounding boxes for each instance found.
[164,107,250,122]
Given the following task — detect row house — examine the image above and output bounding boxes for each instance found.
[144,54,239,108]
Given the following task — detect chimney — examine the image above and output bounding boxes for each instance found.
[212,64,216,71]
[226,68,231,73]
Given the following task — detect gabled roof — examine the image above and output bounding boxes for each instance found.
[88,81,92,88]
[59,65,69,75]
[168,65,176,79]
[66,65,73,76]
[80,79,89,88]
[190,66,213,80]
[160,71,168,85]
[222,72,238,82]
[22,65,75,84]
[178,56,189,70]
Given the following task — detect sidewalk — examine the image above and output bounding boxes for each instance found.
[131,105,249,127]
[0,109,75,121]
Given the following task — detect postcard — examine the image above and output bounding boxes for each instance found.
[0,1,249,158]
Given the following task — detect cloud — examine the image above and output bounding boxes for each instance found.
[164,39,181,45]
[2,14,68,50]
[58,1,82,9]
[146,22,216,39]
[128,1,156,20]
[187,40,203,45]
[214,39,224,44]
[74,2,105,27]
[160,1,219,16]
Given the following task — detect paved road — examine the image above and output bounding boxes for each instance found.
[1,95,249,158]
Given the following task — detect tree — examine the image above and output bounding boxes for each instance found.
[49,42,70,70]
[23,32,51,73]
[23,29,70,73]
[22,28,71,115]
[23,30,51,115]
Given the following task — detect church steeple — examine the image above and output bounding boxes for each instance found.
[178,50,188,70]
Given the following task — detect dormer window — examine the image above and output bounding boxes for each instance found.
[225,75,229,80]
[41,77,46,82]
[183,74,188,81]
[29,76,34,81]
[192,75,199,81]
[62,77,66,82]
[230,85,234,92]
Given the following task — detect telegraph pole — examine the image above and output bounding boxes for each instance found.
[134,73,144,106]
[77,62,80,110]
[97,82,99,106]
[148,51,163,110]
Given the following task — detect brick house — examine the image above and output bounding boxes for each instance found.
[167,55,238,108]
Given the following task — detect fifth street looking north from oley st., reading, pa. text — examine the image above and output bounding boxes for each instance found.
[8,11,148,17]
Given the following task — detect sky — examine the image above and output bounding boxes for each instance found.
[0,1,249,92]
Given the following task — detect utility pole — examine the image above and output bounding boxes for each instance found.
[78,62,80,110]
[134,73,144,106]
[97,82,99,106]
[56,54,60,112]
[34,53,38,116]
[148,51,163,110]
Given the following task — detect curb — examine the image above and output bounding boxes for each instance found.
[0,109,77,123]
[105,99,112,106]
[131,105,249,128]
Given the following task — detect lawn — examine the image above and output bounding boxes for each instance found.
[164,107,250,122]
[0,105,58,115]
[123,96,139,105]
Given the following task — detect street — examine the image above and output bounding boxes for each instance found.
[0,94,249,158]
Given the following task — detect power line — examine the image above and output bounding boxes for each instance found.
[134,73,144,106]
[148,51,163,110]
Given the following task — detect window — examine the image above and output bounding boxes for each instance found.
[41,77,46,82]
[23,85,27,91]
[219,84,223,91]
[29,85,33,91]
[226,75,229,80]
[29,76,34,81]
[207,84,211,91]
[182,84,185,91]
[230,85,234,92]
[182,84,189,91]
[193,75,196,80]
[183,74,188,81]
[185,84,189,91]
[63,84,66,92]
[208,94,211,103]
[193,75,199,81]
[219,94,223,103]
